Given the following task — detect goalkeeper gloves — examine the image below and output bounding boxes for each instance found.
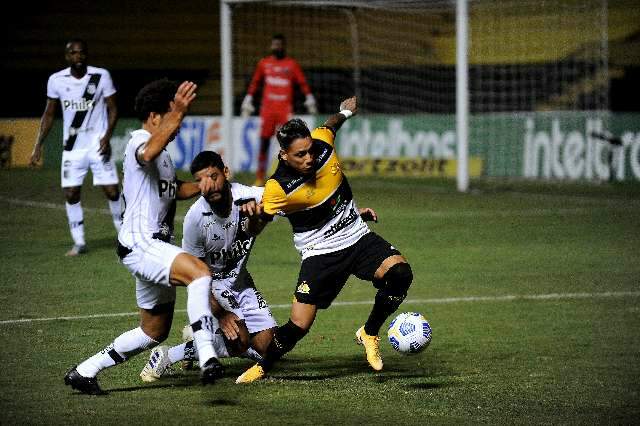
[241,95,255,117]
[304,94,318,115]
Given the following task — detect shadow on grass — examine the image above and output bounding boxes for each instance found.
[262,352,457,390]
[106,382,193,393]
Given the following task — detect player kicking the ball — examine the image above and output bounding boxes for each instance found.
[236,96,414,384]
[64,80,223,395]
[139,151,276,382]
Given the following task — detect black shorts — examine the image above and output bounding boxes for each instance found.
[294,232,401,309]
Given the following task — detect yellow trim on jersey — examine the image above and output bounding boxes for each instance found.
[262,126,343,217]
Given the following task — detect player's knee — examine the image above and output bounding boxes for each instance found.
[192,259,212,281]
[383,262,413,296]
[104,187,120,201]
[64,189,81,204]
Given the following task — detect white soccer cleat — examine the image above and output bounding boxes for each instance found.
[140,346,173,382]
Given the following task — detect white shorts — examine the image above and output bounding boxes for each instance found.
[213,275,277,334]
[61,148,119,188]
[119,239,184,309]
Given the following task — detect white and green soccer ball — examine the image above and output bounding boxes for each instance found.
[387,312,432,354]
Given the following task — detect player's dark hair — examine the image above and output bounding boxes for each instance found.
[134,79,178,122]
[276,118,311,150]
[272,34,285,42]
[190,150,226,175]
[65,38,87,52]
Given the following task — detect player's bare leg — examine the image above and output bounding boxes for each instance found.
[100,184,122,233]
[66,303,174,395]
[63,186,87,256]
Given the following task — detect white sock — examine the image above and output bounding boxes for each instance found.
[168,342,189,364]
[65,202,85,246]
[76,327,158,378]
[169,334,232,364]
[187,277,218,364]
[108,199,122,233]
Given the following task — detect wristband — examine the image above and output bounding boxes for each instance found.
[339,110,353,119]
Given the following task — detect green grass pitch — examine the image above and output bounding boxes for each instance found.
[1,168,639,424]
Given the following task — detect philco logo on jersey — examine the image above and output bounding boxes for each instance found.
[296,281,310,294]
[210,239,252,263]
[158,179,177,198]
[63,99,94,112]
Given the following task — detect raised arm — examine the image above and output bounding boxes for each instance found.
[323,96,357,133]
[137,81,197,164]
[30,98,58,167]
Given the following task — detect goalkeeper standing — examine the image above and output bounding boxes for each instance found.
[236,96,414,383]
[240,34,317,186]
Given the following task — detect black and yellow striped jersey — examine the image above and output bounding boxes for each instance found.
[262,126,369,259]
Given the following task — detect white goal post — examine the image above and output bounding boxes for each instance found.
[220,0,609,189]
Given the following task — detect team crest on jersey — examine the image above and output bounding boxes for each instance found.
[305,188,315,199]
[296,281,310,294]
[331,161,341,175]
[86,83,97,95]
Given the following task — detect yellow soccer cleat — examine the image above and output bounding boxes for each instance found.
[235,363,265,384]
[355,326,383,371]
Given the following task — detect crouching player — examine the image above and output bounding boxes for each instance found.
[140,151,276,381]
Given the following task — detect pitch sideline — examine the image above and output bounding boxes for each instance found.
[1,291,638,325]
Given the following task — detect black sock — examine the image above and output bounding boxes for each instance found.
[364,291,405,336]
[259,320,308,371]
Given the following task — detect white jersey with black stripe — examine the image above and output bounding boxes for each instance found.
[118,129,178,249]
[182,183,264,290]
[46,66,116,150]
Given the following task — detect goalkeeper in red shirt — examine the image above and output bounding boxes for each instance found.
[241,34,317,186]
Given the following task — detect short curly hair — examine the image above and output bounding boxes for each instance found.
[134,79,178,122]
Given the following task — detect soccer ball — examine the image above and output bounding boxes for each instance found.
[387,312,432,354]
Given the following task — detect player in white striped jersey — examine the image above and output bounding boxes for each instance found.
[30,39,121,256]
[64,79,223,395]
[140,151,277,382]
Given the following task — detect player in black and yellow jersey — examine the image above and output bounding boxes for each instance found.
[236,96,414,383]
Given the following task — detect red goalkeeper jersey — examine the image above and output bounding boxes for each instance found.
[247,55,311,113]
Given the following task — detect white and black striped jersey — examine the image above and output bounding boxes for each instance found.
[182,183,264,289]
[118,129,178,248]
[47,66,116,151]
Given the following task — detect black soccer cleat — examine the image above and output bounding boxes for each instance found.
[200,357,225,385]
[64,367,106,395]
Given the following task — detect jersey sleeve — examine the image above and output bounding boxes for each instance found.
[46,75,59,99]
[261,180,288,216]
[311,127,336,147]
[102,70,117,98]
[292,59,311,95]
[181,207,205,258]
[247,59,265,96]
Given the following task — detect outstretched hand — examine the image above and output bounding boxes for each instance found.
[170,81,198,115]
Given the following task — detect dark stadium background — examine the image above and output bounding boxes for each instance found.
[2,0,638,119]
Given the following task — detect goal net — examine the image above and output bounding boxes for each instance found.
[222,0,609,183]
